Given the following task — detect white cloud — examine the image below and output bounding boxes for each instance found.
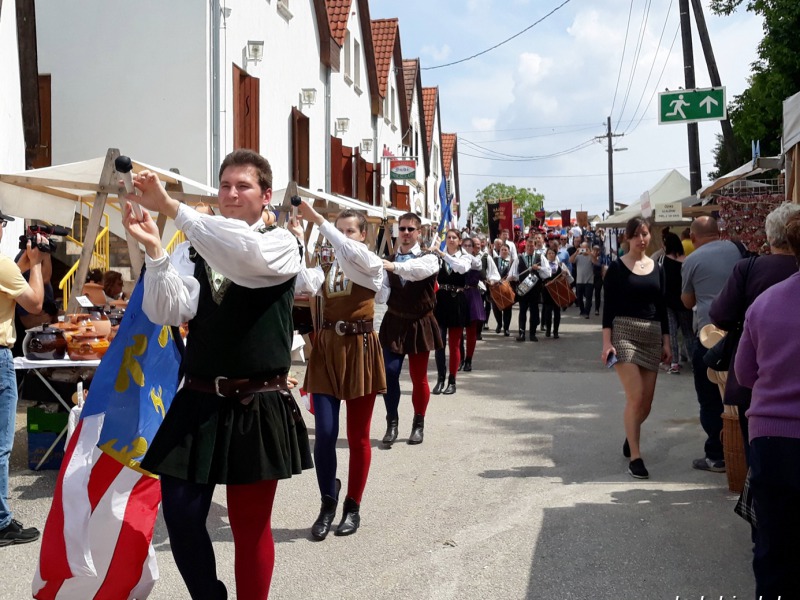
[517,52,552,86]
[420,43,452,62]
[470,117,497,131]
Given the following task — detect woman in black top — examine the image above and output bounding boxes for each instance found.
[602,217,671,479]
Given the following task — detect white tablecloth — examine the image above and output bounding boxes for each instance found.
[14,356,101,369]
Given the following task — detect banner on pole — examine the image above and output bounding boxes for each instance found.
[487,198,514,241]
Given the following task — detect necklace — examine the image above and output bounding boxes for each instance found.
[634,260,648,270]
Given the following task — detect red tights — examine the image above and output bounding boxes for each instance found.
[408,352,431,416]
[227,480,278,599]
[466,321,479,359]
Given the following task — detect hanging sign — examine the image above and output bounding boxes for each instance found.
[390,159,416,180]
[654,201,683,222]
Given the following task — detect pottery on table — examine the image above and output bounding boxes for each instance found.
[67,332,110,361]
[23,326,68,361]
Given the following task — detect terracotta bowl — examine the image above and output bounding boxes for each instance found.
[67,332,110,361]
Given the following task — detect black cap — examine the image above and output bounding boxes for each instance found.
[0,209,15,223]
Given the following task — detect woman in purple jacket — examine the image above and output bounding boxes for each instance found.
[734,211,800,599]
[710,202,800,463]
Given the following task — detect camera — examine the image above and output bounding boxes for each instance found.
[18,224,72,254]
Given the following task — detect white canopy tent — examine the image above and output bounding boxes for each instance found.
[0,149,217,310]
[598,169,693,226]
[784,91,800,202]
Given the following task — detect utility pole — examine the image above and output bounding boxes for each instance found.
[690,0,739,166]
[596,116,625,215]
[679,0,702,194]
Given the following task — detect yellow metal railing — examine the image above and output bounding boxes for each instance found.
[59,225,111,306]
[165,230,186,255]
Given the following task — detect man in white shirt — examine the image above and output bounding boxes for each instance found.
[377,214,443,445]
[122,149,309,600]
[499,228,518,262]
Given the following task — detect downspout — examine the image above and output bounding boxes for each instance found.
[324,66,331,193]
[373,114,378,208]
[210,0,221,186]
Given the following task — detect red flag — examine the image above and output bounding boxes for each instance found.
[32,415,160,599]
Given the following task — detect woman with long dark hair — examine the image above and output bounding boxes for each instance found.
[601,217,670,479]
[290,202,385,540]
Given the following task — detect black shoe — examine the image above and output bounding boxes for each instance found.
[584,315,590,319]
[382,417,399,445]
[311,497,338,540]
[529,334,538,342]
[495,326,501,334]
[503,330,510,337]
[553,333,559,339]
[595,310,599,316]
[628,458,649,479]
[463,358,472,372]
[476,331,482,341]
[545,331,551,338]
[432,376,445,395]
[516,331,526,342]
[458,357,465,371]
[443,375,456,395]
[623,438,630,458]
[334,497,360,536]
[408,414,424,444]
[0,519,40,546]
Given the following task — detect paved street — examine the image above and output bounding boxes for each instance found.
[6,309,753,599]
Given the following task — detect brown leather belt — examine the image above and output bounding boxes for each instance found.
[321,319,373,336]
[183,373,289,405]
[387,307,432,320]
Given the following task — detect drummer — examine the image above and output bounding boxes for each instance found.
[512,235,551,342]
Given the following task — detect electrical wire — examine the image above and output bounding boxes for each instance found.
[460,124,601,144]
[459,139,596,162]
[614,0,653,132]
[609,0,635,120]
[460,162,713,178]
[421,0,572,71]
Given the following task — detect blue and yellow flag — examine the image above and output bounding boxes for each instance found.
[80,277,182,474]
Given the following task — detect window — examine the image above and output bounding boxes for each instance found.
[432,144,439,176]
[344,31,352,83]
[354,39,361,89]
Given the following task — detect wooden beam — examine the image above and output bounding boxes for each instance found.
[16,0,39,167]
[68,150,117,312]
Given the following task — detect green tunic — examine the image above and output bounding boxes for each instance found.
[141,248,313,485]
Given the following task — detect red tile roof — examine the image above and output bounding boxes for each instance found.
[326,0,352,46]
[442,133,456,179]
[422,87,438,154]
[371,19,397,98]
[402,58,418,115]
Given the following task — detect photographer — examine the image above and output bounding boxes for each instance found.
[13,253,57,358]
[0,210,46,546]
[570,241,598,317]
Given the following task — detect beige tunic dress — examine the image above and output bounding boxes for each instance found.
[304,265,387,400]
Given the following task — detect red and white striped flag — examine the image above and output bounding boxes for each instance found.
[32,414,160,599]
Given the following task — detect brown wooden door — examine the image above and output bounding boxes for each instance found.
[330,136,343,194]
[30,75,51,168]
[291,107,310,187]
[341,145,354,198]
[355,151,367,201]
[233,64,260,152]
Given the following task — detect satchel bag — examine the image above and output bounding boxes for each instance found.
[490,280,516,311]
[544,271,577,309]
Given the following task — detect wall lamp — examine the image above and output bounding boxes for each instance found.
[335,117,350,134]
[300,88,317,106]
[361,138,373,153]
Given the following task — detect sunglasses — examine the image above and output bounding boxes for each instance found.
[398,226,416,232]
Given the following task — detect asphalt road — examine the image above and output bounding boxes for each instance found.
[5,307,753,599]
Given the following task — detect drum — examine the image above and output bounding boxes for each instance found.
[516,273,539,297]
[544,272,577,309]
[490,281,516,311]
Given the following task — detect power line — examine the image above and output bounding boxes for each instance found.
[609,0,635,119]
[614,0,653,132]
[421,0,572,71]
[460,163,712,178]
[460,124,600,143]
[459,139,596,162]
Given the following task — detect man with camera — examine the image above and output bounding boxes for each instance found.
[0,210,46,547]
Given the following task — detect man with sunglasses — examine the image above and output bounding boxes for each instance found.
[377,213,443,446]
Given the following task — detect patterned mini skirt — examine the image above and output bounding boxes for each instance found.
[611,316,662,372]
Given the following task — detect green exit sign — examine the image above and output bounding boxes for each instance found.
[658,87,726,124]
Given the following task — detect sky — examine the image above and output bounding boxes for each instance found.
[370,0,764,223]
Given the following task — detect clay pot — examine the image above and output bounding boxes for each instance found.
[67,332,110,361]
[107,307,125,327]
[23,326,68,361]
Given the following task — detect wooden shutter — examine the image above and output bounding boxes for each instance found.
[356,151,367,201]
[233,64,260,152]
[394,184,410,211]
[330,136,343,194]
[291,107,310,187]
[30,75,51,168]
[341,145,354,198]
[365,162,375,205]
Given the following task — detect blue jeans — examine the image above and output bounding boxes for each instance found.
[0,349,18,529]
[691,338,723,461]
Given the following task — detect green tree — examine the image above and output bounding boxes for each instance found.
[467,183,544,232]
[709,0,800,176]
